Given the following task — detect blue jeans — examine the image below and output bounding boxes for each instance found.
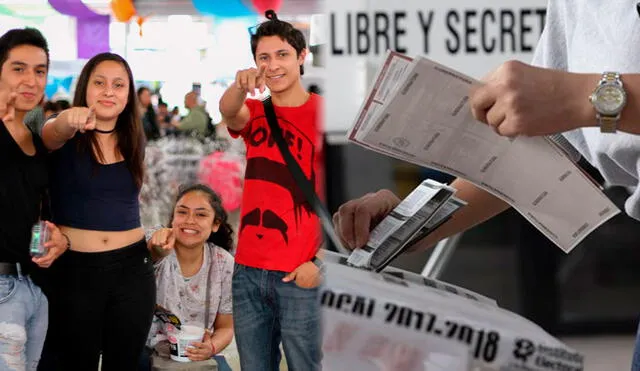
[213,355,232,371]
[232,263,322,371]
[0,271,48,371]
[633,320,640,371]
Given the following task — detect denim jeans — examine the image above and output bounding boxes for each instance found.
[0,270,48,371]
[632,320,640,371]
[213,355,232,371]
[232,263,322,371]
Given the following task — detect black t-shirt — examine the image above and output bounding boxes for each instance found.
[0,120,49,266]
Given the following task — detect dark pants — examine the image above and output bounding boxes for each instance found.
[39,239,156,371]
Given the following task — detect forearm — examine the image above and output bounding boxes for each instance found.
[410,178,510,252]
[210,326,233,353]
[219,83,246,118]
[42,110,77,150]
[219,84,249,131]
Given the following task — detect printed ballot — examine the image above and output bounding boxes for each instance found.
[347,51,620,253]
[348,179,466,271]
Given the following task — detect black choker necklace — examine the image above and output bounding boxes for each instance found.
[94,127,116,134]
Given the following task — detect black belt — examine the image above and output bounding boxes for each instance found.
[0,262,21,276]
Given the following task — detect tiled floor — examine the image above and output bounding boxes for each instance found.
[561,336,635,371]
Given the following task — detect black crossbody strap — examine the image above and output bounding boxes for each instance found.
[262,97,346,253]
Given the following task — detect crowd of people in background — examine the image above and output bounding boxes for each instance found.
[138,87,215,141]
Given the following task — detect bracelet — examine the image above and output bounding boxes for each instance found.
[60,233,71,249]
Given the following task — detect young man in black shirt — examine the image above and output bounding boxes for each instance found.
[0,28,68,371]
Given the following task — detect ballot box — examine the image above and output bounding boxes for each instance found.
[320,251,584,371]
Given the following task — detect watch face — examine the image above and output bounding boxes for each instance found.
[594,84,627,115]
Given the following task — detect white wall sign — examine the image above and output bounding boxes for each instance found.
[324,0,549,133]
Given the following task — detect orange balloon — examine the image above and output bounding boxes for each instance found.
[110,0,136,22]
[136,15,148,36]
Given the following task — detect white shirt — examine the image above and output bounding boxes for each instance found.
[533,0,640,219]
[147,243,234,347]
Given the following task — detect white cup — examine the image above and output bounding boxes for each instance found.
[168,325,205,363]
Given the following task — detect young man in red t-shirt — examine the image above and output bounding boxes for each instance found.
[219,10,323,371]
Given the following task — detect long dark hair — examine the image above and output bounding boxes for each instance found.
[169,184,234,251]
[73,52,145,188]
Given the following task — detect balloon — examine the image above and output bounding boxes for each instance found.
[250,0,283,15]
[192,0,254,18]
[81,0,111,16]
[240,0,254,12]
[110,0,149,38]
[136,15,149,36]
[110,0,136,22]
[49,0,97,18]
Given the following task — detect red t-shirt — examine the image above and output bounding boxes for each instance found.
[228,93,324,272]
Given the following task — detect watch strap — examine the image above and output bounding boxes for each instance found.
[601,71,621,85]
[599,115,618,133]
[594,71,624,133]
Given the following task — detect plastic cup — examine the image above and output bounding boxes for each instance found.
[168,325,205,363]
[29,221,49,257]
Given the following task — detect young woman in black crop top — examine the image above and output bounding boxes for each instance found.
[39,53,155,371]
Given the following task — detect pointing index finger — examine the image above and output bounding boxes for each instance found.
[257,63,267,77]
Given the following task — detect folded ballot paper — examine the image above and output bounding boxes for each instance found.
[347,50,620,253]
[348,179,466,272]
[321,250,584,371]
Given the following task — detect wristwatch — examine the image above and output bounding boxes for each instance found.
[589,72,627,133]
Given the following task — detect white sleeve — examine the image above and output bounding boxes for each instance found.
[533,1,589,162]
[531,0,569,70]
[217,249,234,315]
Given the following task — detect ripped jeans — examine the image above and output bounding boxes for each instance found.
[0,272,48,371]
